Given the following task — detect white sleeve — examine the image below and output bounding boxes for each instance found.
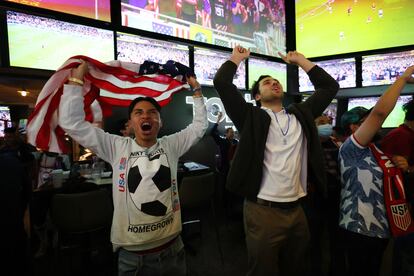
[58,84,123,164]
[164,96,208,157]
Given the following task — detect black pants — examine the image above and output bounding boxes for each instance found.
[341,228,389,276]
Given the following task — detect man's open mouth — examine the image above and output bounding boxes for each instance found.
[141,122,152,131]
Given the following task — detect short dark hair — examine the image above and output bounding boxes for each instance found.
[403,99,414,121]
[251,75,271,107]
[128,97,161,119]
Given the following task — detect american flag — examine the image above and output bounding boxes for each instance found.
[27,56,194,153]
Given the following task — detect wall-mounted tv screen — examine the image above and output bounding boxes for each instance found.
[194,47,245,89]
[362,50,414,87]
[7,11,114,70]
[299,58,356,92]
[347,95,413,128]
[296,0,414,58]
[248,57,286,91]
[302,96,337,126]
[0,106,12,138]
[117,32,189,66]
[121,0,286,56]
[6,0,111,22]
[324,99,337,126]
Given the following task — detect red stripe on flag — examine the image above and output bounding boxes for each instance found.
[35,86,64,151]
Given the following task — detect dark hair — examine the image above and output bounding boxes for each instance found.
[251,75,271,107]
[128,97,161,119]
[403,99,414,121]
[340,106,370,135]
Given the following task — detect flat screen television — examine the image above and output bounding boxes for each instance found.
[121,0,286,56]
[296,0,414,58]
[0,106,12,138]
[324,99,338,126]
[7,11,114,70]
[194,47,246,89]
[117,32,189,66]
[302,96,337,126]
[362,50,414,87]
[299,58,356,92]
[347,95,413,128]
[248,57,286,91]
[6,0,111,22]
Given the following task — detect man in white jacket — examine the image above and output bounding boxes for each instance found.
[59,61,208,276]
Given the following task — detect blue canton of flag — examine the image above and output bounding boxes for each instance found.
[139,60,194,82]
[152,22,174,36]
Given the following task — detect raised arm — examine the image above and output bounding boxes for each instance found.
[354,65,414,146]
[59,61,121,163]
[165,76,208,156]
[213,46,250,131]
[278,50,315,73]
[210,111,224,145]
[280,51,339,118]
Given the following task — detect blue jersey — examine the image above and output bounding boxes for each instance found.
[338,135,390,238]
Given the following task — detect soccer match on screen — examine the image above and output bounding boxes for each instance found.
[296,0,414,58]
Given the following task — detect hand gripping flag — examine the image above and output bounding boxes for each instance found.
[27,56,194,153]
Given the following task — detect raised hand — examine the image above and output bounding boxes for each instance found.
[401,65,414,83]
[230,45,250,66]
[216,111,223,123]
[278,50,314,72]
[278,51,306,66]
[187,75,202,97]
[71,60,89,80]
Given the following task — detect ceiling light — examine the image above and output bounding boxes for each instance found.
[17,90,29,97]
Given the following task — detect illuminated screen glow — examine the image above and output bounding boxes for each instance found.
[0,106,12,138]
[302,96,337,125]
[248,57,286,91]
[117,32,189,66]
[7,11,115,70]
[362,50,414,87]
[299,58,356,92]
[194,47,246,89]
[121,0,286,56]
[6,0,111,22]
[296,0,414,58]
[348,95,413,128]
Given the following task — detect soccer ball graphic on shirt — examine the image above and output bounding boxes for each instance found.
[126,152,172,225]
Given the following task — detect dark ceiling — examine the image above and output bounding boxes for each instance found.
[0,68,51,108]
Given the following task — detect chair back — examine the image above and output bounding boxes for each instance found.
[179,172,215,209]
[51,189,113,234]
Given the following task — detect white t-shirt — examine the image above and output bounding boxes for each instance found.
[257,107,308,202]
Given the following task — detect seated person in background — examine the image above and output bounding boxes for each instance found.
[380,99,414,276]
[59,60,208,276]
[338,65,414,276]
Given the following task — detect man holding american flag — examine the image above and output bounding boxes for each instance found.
[59,60,208,276]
